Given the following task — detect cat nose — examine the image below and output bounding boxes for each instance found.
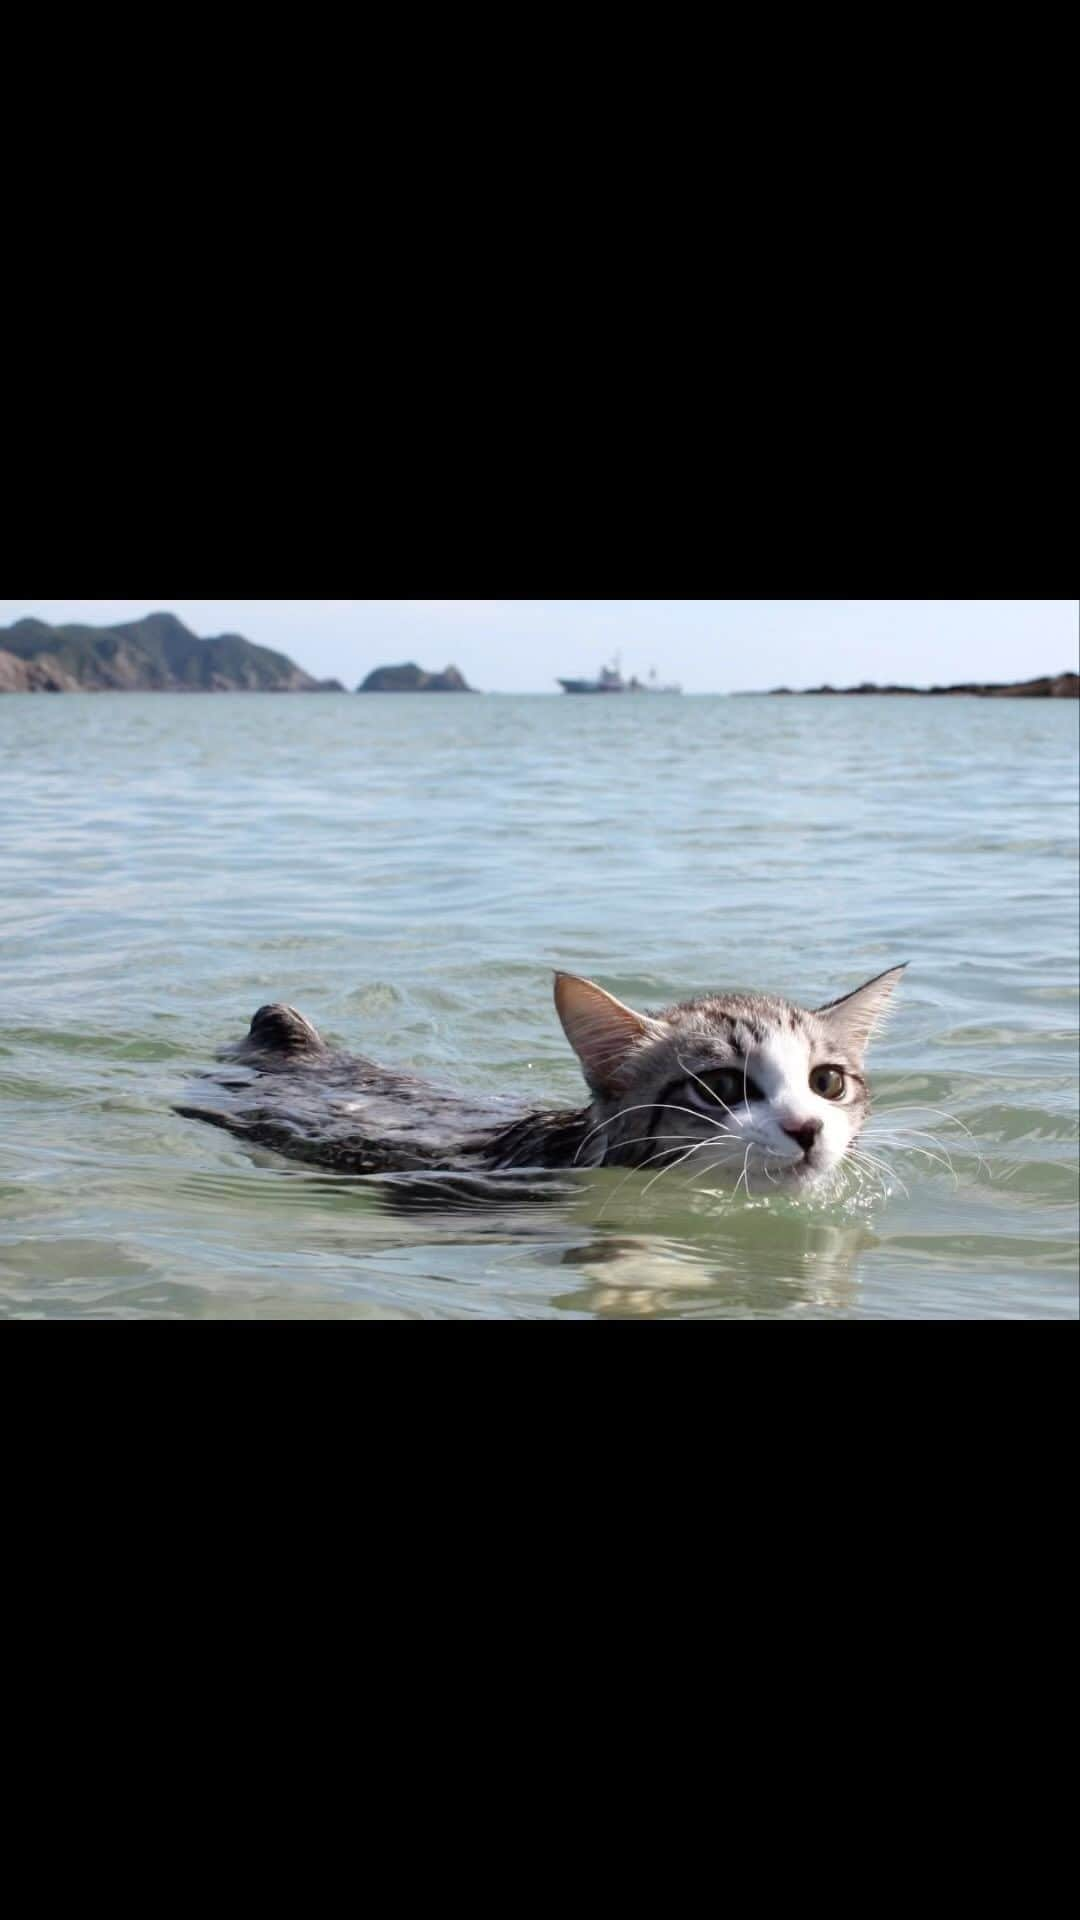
[782,1120,823,1156]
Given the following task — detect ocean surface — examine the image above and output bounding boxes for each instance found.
[1,691,1077,1320]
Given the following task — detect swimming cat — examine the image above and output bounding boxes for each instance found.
[179,966,905,1195]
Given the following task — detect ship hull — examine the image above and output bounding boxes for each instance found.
[557,678,681,694]
[557,679,622,694]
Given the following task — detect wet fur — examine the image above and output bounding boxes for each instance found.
[177,1004,593,1175]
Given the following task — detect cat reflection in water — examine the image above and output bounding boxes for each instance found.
[180,967,906,1200]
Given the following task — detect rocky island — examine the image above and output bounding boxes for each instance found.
[0,613,344,693]
[358,662,475,693]
[766,673,1078,699]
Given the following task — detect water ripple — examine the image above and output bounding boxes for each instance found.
[1,691,1077,1318]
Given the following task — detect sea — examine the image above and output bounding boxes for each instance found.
[1,690,1077,1318]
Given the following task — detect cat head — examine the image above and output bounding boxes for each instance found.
[554,967,907,1192]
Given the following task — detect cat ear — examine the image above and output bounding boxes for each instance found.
[554,973,655,1093]
[816,965,907,1055]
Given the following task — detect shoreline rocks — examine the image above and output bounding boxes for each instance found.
[0,649,80,693]
[767,673,1078,699]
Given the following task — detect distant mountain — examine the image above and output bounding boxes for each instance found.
[358,662,475,693]
[0,612,343,693]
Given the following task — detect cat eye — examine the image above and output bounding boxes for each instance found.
[810,1066,846,1101]
[689,1068,763,1107]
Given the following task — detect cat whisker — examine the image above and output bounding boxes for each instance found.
[870,1123,958,1169]
[844,1156,886,1204]
[876,1104,990,1179]
[872,1109,984,1187]
[847,1160,882,1205]
[620,1128,776,1211]
[733,1142,753,1200]
[868,1128,960,1188]
[675,1054,745,1128]
[601,1120,798,1215]
[597,1140,705,1217]
[639,1139,724,1200]
[594,1131,721,1153]
[574,1102,734,1166]
[850,1144,895,1180]
[839,1159,861,1200]
[615,1132,742,1171]
[848,1146,907,1200]
[743,1039,757,1120]
[594,1129,748,1214]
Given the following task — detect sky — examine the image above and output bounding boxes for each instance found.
[0,600,1075,693]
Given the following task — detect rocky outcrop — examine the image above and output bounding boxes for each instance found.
[357,662,475,693]
[0,648,80,692]
[970,673,1078,698]
[0,612,328,692]
[768,673,1079,699]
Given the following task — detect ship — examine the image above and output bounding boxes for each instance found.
[556,656,682,695]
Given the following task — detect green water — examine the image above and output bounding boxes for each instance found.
[1,691,1077,1319]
